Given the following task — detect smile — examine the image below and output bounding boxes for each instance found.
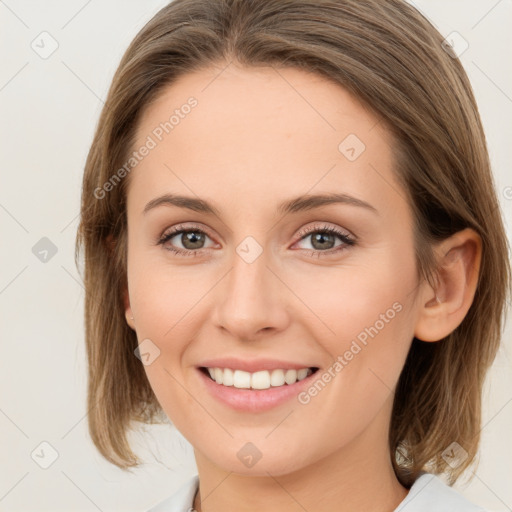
[197,363,320,412]
[201,367,317,389]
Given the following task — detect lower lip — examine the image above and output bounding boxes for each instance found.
[197,368,317,412]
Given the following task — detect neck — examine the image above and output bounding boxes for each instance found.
[192,400,409,512]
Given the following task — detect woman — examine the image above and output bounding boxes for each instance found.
[76,0,511,510]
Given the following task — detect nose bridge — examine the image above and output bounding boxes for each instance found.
[213,236,288,339]
[231,239,270,300]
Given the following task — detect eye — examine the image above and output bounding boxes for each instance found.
[157,222,356,258]
[293,224,356,257]
[157,223,216,257]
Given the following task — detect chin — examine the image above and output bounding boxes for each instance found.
[199,438,319,477]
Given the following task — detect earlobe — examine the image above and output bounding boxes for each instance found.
[414,228,482,342]
[108,234,135,329]
[123,285,136,331]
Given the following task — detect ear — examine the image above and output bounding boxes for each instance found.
[105,233,135,330]
[123,282,136,331]
[414,228,482,342]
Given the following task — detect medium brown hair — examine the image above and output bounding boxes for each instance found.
[76,0,511,486]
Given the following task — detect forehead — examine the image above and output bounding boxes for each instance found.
[135,63,389,154]
[129,64,405,221]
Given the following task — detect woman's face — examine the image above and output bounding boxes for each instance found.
[124,64,423,476]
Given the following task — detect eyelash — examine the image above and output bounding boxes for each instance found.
[157,223,356,258]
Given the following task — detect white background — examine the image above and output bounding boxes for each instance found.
[1,1,511,510]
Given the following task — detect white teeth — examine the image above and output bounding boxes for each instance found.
[223,368,234,386]
[284,369,297,384]
[297,368,309,381]
[233,370,251,389]
[214,367,224,384]
[251,370,270,390]
[270,369,285,387]
[206,367,313,389]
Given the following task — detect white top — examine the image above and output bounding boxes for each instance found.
[146,472,488,511]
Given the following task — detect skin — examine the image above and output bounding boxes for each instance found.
[123,63,481,512]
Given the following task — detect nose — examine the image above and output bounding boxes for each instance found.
[212,243,290,342]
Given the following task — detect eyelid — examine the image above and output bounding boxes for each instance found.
[158,221,356,257]
[157,223,218,256]
[291,222,356,253]
[294,222,354,242]
[159,222,215,241]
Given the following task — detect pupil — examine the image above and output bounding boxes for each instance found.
[183,232,204,249]
[312,232,334,250]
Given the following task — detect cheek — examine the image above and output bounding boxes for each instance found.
[295,253,416,406]
[127,253,226,418]
[297,257,413,349]
[127,251,213,341]
[287,284,414,466]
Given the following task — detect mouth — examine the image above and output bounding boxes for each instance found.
[199,366,320,390]
[196,364,320,412]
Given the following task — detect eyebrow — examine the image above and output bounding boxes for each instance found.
[143,192,378,216]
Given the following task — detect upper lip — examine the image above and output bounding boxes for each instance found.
[198,357,318,373]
